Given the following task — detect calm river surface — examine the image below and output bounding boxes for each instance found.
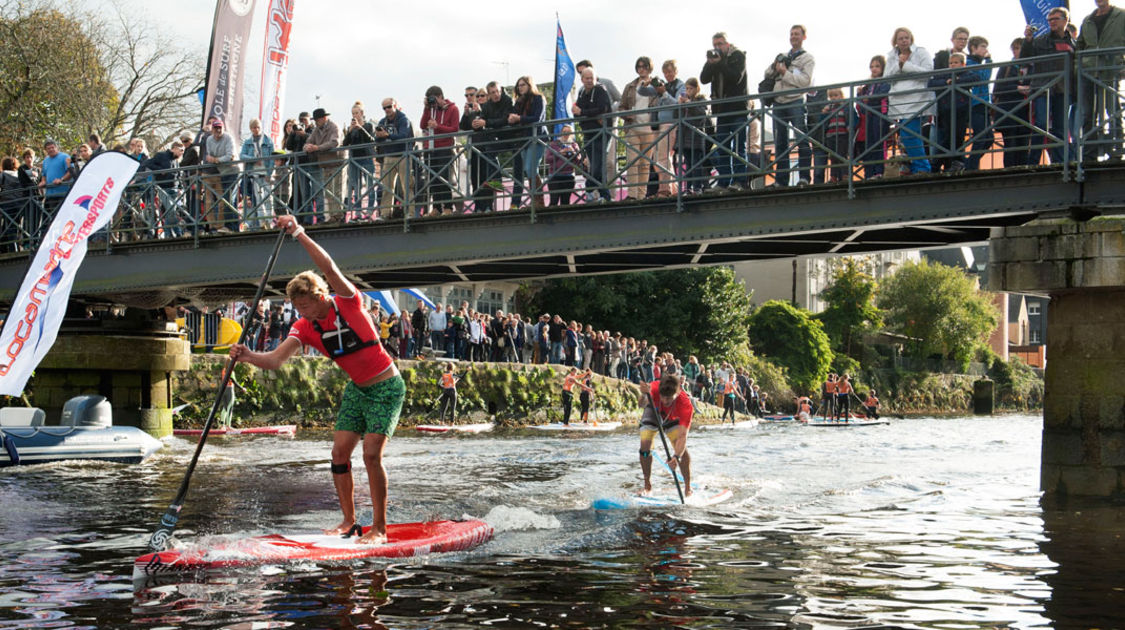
[1,414,1123,629]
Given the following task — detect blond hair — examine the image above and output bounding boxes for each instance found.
[286,271,329,301]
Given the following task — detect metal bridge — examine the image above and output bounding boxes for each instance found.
[1,50,1123,306]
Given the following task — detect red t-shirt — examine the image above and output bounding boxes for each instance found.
[649,380,693,428]
[288,291,393,382]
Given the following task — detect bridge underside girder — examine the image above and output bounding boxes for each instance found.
[2,165,1122,307]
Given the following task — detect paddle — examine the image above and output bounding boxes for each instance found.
[654,410,685,505]
[147,227,289,552]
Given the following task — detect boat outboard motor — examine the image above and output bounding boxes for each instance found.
[61,395,112,428]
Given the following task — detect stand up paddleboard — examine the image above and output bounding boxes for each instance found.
[530,422,621,432]
[592,487,733,509]
[134,519,493,579]
[172,425,297,436]
[700,419,759,430]
[414,423,494,434]
[761,414,796,423]
[806,418,889,427]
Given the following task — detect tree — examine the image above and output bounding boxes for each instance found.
[0,2,116,154]
[746,300,833,393]
[0,0,204,156]
[876,259,999,366]
[92,2,205,149]
[518,267,751,364]
[816,258,882,358]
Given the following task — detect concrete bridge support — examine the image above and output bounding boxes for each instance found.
[34,329,190,438]
[989,216,1125,498]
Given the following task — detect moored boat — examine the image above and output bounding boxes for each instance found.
[0,395,163,467]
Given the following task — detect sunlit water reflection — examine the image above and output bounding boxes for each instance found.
[1,414,1119,628]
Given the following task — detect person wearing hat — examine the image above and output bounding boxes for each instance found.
[204,118,239,232]
[303,107,342,223]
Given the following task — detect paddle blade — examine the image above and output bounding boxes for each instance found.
[149,503,182,551]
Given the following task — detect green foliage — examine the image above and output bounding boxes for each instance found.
[877,260,1000,368]
[831,354,861,377]
[0,5,115,154]
[519,267,751,364]
[816,258,882,358]
[985,351,1044,410]
[746,300,833,393]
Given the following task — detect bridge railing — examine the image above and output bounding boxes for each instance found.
[1,48,1121,253]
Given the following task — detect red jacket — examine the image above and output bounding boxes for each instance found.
[420,99,461,149]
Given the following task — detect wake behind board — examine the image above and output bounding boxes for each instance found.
[592,487,733,509]
[172,425,297,436]
[414,423,494,434]
[530,422,621,432]
[134,519,493,579]
[806,418,889,427]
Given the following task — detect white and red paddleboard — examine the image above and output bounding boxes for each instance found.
[414,423,494,434]
[172,425,297,437]
[133,519,493,579]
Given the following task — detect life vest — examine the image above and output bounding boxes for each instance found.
[865,395,879,406]
[441,373,456,389]
[825,380,837,394]
[563,374,577,392]
[310,300,379,358]
[723,381,736,396]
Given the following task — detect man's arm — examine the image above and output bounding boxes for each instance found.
[230,335,302,370]
[281,216,354,297]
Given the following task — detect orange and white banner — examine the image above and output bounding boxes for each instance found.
[0,152,140,395]
[260,0,296,146]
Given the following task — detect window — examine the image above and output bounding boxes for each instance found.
[1028,302,1041,316]
[1030,329,1042,344]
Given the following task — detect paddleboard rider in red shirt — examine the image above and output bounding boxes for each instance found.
[637,372,694,496]
[230,215,404,545]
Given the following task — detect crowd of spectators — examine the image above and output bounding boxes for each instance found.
[1,4,1123,249]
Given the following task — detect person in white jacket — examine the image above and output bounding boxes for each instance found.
[884,27,935,174]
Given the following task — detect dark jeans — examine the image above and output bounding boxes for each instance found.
[547,173,575,206]
[711,110,748,188]
[996,102,1032,167]
[860,114,889,178]
[772,101,811,186]
[1028,92,1069,165]
[1081,75,1123,160]
[580,127,609,200]
[965,106,994,170]
[681,146,710,192]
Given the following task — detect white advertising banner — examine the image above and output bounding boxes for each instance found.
[0,152,140,395]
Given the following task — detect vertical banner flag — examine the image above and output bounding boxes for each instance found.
[1020,0,1069,36]
[553,17,576,134]
[0,152,140,395]
[202,0,258,144]
[260,0,296,146]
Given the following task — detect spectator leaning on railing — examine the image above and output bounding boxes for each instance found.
[1077,0,1125,160]
[884,27,935,174]
[240,118,275,228]
[1020,7,1077,166]
[420,86,461,215]
[763,25,815,187]
[141,142,185,238]
[375,99,415,219]
[304,107,342,223]
[701,31,748,191]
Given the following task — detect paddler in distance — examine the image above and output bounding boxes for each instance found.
[637,372,694,496]
[229,215,404,545]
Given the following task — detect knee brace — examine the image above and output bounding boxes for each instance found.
[330,461,351,475]
[639,449,652,458]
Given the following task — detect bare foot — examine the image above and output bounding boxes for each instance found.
[323,521,355,536]
[356,531,387,545]
[641,482,652,497]
[684,487,693,498]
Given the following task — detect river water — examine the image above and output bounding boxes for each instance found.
[0,414,1122,629]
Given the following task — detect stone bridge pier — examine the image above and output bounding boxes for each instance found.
[989,216,1125,498]
[33,316,190,438]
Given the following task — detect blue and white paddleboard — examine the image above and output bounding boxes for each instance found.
[806,418,889,427]
[592,487,733,509]
[530,422,621,432]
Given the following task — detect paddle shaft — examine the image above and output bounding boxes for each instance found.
[148,227,288,551]
[654,410,685,505]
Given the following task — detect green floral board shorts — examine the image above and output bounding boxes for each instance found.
[335,375,405,437]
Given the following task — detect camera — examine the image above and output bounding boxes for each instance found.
[426,95,438,106]
[376,125,387,133]
[774,53,792,67]
[650,77,664,88]
[706,48,722,60]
